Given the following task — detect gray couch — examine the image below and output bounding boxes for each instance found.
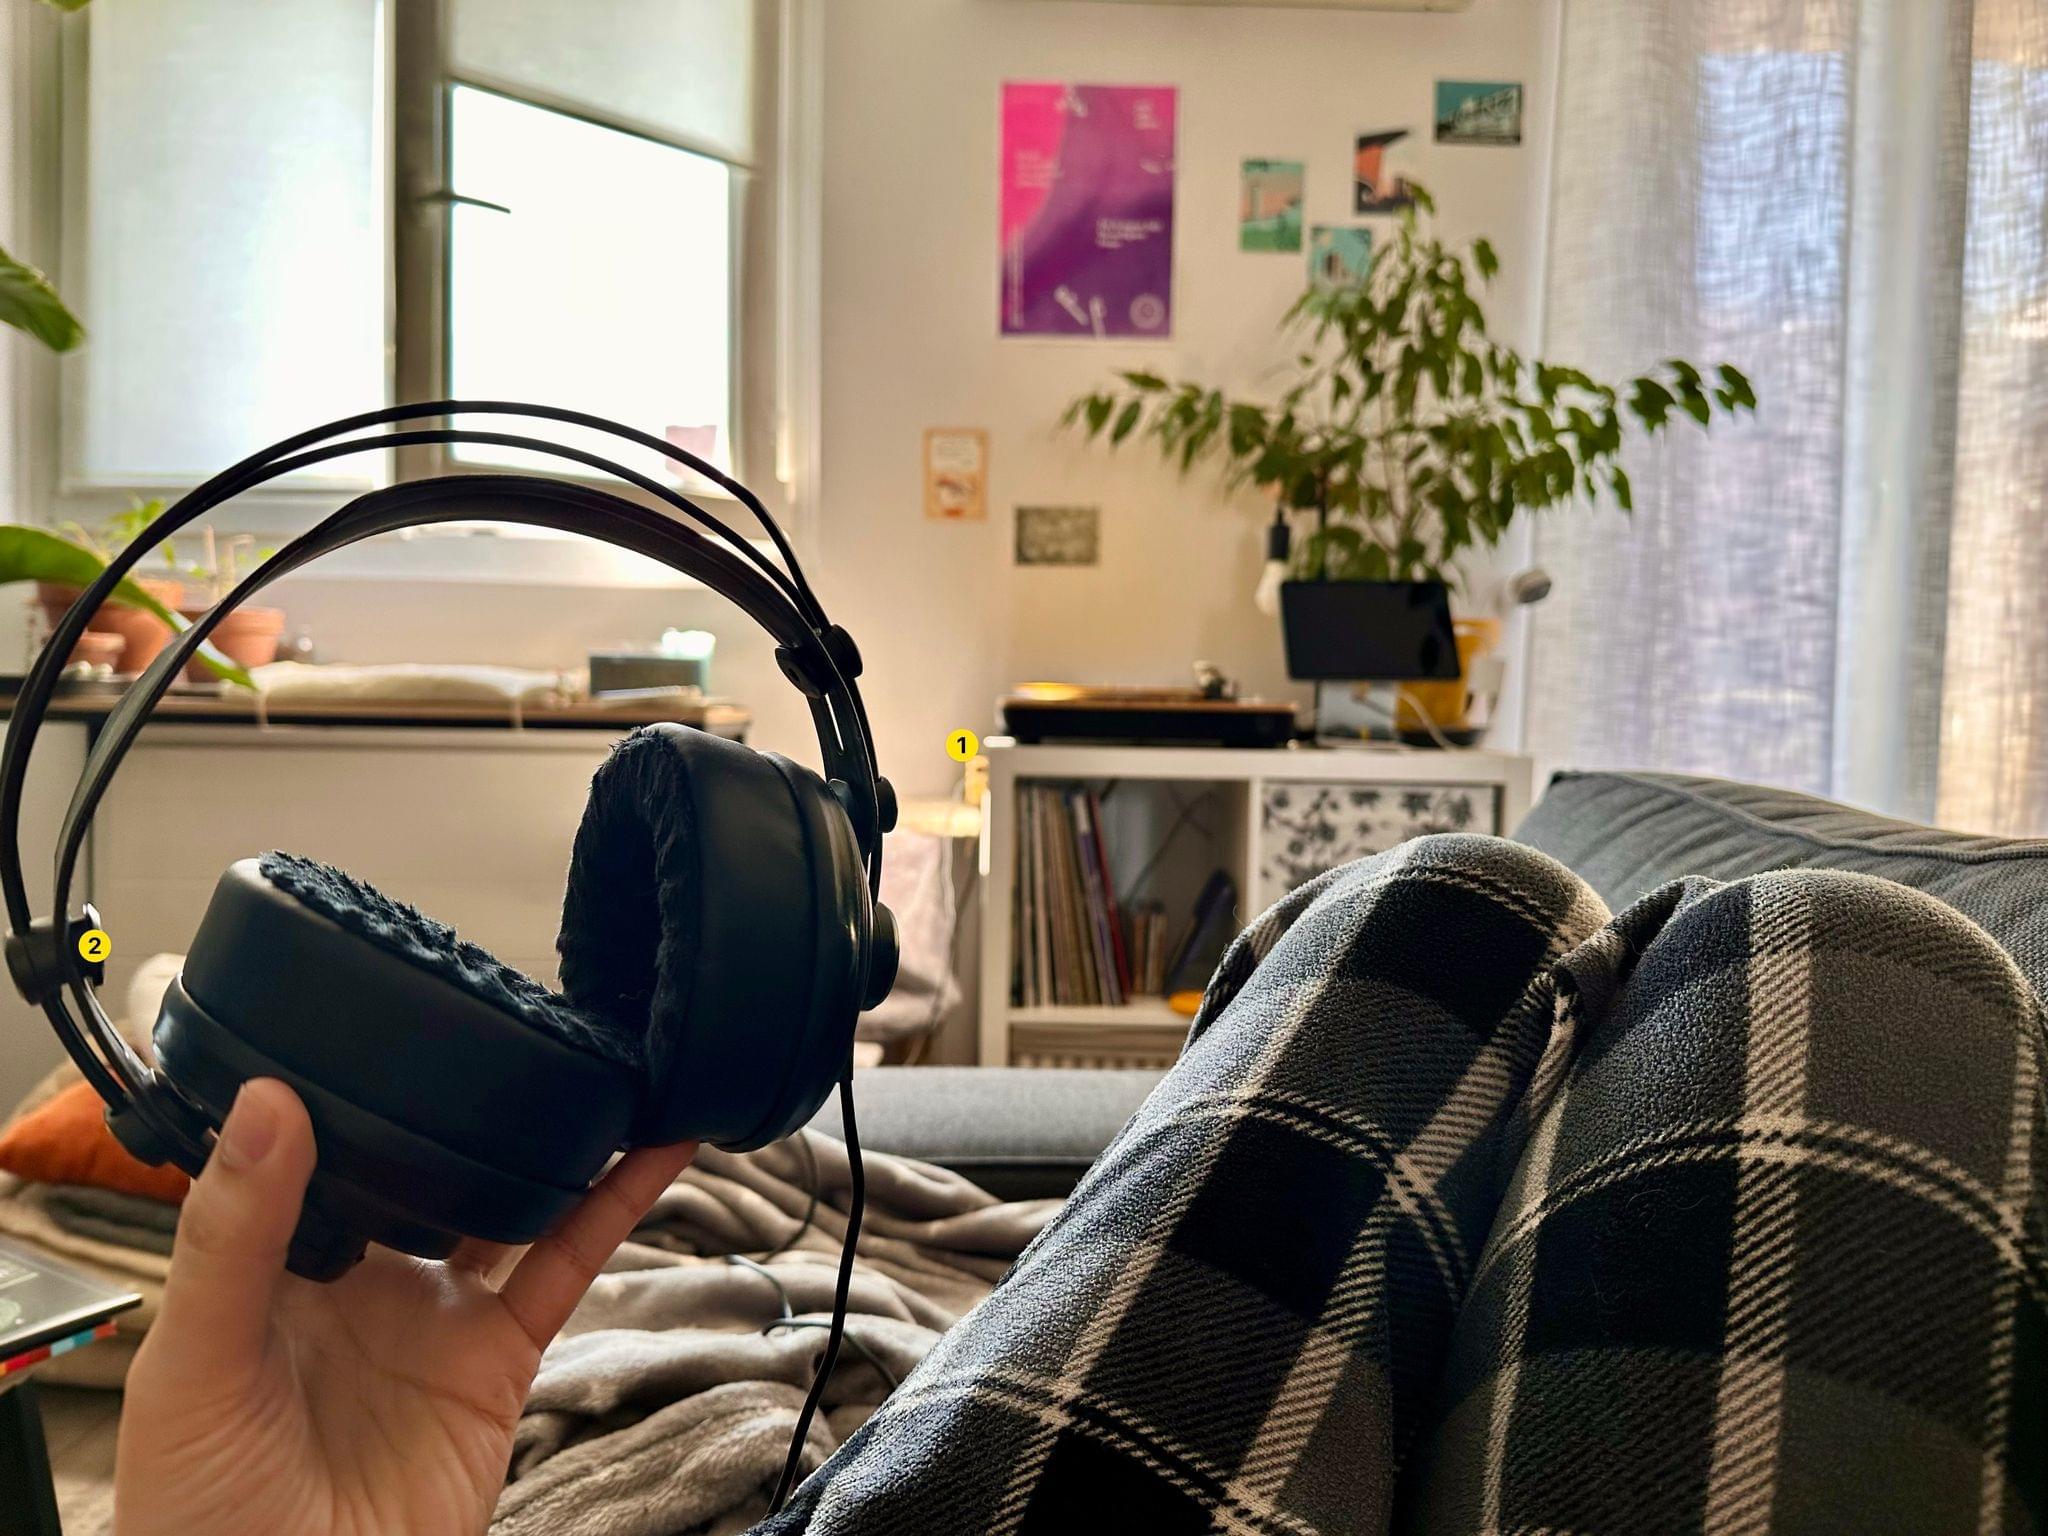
[813,770,2048,1199]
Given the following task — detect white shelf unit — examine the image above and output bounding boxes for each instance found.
[978,740,1535,1068]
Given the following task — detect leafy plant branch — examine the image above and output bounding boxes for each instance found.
[0,0,93,353]
[0,525,253,687]
[1063,185,1756,584]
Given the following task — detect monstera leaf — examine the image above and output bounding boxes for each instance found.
[0,246,82,352]
[0,526,254,687]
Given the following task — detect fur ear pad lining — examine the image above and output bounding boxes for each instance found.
[166,854,640,1198]
[554,730,697,1099]
[557,724,873,1149]
[259,851,640,1068]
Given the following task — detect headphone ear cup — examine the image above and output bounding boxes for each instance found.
[155,855,640,1275]
[866,899,900,1011]
[558,724,876,1149]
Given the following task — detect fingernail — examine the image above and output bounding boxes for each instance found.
[215,1081,280,1172]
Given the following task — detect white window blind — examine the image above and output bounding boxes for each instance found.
[73,0,385,486]
[448,0,764,166]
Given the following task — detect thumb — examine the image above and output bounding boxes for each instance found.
[154,1077,318,1381]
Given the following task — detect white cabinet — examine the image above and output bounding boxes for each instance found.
[90,725,621,1018]
[0,721,91,1114]
[978,740,1533,1069]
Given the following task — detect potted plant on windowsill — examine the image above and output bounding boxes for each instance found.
[33,500,187,674]
[0,509,253,688]
[177,528,284,680]
[1063,185,1756,737]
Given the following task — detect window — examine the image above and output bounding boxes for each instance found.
[42,0,805,554]
[444,85,736,484]
[395,0,783,508]
[67,0,385,488]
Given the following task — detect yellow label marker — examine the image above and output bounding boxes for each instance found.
[77,928,111,964]
[945,728,980,764]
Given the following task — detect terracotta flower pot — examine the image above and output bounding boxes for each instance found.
[181,604,285,682]
[66,630,126,671]
[36,577,184,675]
[35,581,117,637]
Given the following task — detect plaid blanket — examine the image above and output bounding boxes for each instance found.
[753,833,2047,1534]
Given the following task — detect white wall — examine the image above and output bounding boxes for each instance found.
[34,0,1562,798]
[808,0,1559,790]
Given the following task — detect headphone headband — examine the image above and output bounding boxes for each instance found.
[0,403,883,1172]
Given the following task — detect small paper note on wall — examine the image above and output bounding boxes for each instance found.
[924,428,989,520]
[1309,226,1373,292]
[1435,81,1523,146]
[1240,159,1305,252]
[1355,129,1417,214]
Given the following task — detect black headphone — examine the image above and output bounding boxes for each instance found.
[0,402,900,1290]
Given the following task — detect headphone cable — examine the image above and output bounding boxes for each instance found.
[763,1318,902,1395]
[768,1070,864,1514]
[757,1130,822,1263]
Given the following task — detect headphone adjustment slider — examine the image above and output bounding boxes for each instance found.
[828,777,875,849]
[821,625,863,680]
[104,1069,212,1172]
[4,903,107,1006]
[774,641,834,699]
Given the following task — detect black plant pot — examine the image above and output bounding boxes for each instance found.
[1277,579,1460,683]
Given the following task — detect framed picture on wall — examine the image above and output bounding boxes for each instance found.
[1240,159,1305,252]
[1435,81,1524,146]
[1309,226,1373,291]
[999,82,1177,339]
[1354,129,1417,214]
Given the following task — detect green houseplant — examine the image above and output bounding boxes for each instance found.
[40,500,186,674]
[1,505,253,686]
[0,0,91,354]
[1064,186,1756,589]
[177,527,284,677]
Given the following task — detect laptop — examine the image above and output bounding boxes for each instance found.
[0,1236,142,1373]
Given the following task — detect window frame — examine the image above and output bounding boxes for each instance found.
[392,0,773,509]
[11,0,821,585]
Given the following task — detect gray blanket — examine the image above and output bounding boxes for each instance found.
[41,1183,181,1256]
[492,1133,1058,1535]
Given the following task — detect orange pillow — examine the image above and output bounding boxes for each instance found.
[0,1080,190,1205]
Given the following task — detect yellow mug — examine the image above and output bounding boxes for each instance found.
[1394,616,1501,740]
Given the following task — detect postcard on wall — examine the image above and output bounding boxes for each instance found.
[1309,226,1373,292]
[1239,159,1305,252]
[1000,82,1176,339]
[1015,505,1101,566]
[1436,81,1523,146]
[1355,129,1417,214]
[924,428,989,521]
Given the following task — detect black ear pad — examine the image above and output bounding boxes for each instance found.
[557,723,877,1150]
[153,853,640,1272]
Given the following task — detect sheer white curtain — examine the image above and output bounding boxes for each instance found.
[1527,0,2048,836]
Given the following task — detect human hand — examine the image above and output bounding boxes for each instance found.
[114,1078,695,1536]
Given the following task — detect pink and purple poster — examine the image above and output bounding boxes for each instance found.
[1000,82,1176,339]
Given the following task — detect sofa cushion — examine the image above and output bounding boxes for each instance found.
[804,1066,1163,1200]
[1515,770,2048,1001]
